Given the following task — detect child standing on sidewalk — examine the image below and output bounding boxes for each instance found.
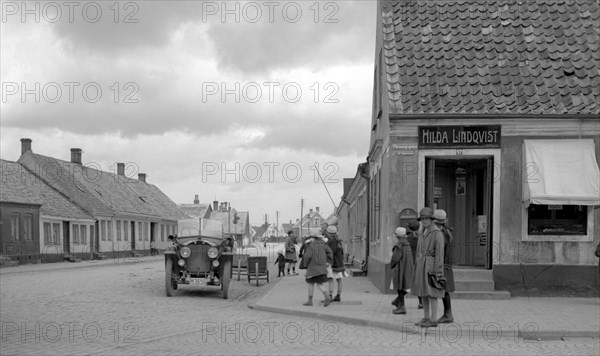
[275,251,286,277]
[302,233,333,307]
[390,227,413,314]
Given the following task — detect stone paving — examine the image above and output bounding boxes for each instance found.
[0,254,598,355]
[253,272,600,340]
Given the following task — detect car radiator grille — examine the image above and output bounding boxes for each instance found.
[186,244,211,274]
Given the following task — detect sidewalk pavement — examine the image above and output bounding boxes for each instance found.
[0,255,164,275]
[250,274,600,341]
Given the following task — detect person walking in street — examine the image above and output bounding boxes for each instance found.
[412,207,445,328]
[325,225,345,302]
[284,230,298,276]
[405,219,423,309]
[390,227,413,314]
[274,250,286,277]
[301,232,333,307]
[433,209,455,323]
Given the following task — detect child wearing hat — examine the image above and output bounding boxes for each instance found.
[325,225,345,302]
[301,232,333,307]
[390,227,414,314]
[274,250,286,277]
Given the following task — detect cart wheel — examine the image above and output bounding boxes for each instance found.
[222,260,231,299]
[165,259,176,297]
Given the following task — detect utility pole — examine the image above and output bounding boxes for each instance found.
[300,198,304,241]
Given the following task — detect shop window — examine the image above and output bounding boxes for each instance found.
[11,214,20,240]
[527,204,587,235]
[90,225,95,244]
[161,224,164,242]
[23,214,33,240]
[43,222,52,245]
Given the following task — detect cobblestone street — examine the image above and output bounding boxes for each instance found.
[1,256,598,356]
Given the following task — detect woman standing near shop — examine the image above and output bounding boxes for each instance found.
[412,207,445,328]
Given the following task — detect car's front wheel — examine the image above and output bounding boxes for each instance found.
[221,260,232,299]
[165,258,176,297]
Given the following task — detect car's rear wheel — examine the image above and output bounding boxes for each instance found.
[222,260,232,299]
[165,259,176,297]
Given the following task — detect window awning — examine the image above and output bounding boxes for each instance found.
[523,139,600,206]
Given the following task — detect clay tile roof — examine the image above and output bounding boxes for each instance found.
[383,0,600,115]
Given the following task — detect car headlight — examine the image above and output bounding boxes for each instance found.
[207,247,218,259]
[180,247,191,258]
[212,259,220,267]
[178,259,185,267]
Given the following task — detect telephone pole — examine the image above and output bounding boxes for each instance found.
[300,198,304,241]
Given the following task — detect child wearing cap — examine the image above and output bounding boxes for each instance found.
[390,227,414,314]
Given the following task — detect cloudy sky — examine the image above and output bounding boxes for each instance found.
[1,0,376,227]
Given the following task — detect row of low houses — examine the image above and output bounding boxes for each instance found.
[1,138,189,264]
[335,0,600,295]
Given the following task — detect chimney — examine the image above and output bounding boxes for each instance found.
[316,207,320,213]
[309,208,313,214]
[117,163,125,175]
[194,195,199,204]
[20,138,32,155]
[213,201,218,211]
[70,148,82,165]
[138,173,146,182]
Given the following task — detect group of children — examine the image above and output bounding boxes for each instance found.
[390,207,455,328]
[274,225,345,307]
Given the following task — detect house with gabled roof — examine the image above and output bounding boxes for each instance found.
[364,0,600,294]
[1,159,95,264]
[207,201,250,245]
[15,138,187,260]
[291,207,326,240]
[178,195,213,236]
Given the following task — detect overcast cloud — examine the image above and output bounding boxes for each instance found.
[1,0,376,225]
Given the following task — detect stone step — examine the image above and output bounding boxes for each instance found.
[348,268,366,277]
[452,290,511,300]
[0,260,19,267]
[455,280,495,292]
[453,267,492,280]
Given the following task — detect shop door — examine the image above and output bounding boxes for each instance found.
[425,157,493,267]
[130,221,136,250]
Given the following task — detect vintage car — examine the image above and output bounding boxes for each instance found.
[164,234,234,298]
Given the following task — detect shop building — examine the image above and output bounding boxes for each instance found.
[365,0,600,294]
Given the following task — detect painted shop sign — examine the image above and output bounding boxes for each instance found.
[418,125,501,148]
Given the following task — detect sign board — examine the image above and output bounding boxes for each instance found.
[433,186,442,199]
[418,125,501,148]
[477,215,487,233]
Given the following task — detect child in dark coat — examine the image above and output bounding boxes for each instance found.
[275,251,286,277]
[390,227,414,314]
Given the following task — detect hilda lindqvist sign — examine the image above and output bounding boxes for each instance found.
[418,125,501,148]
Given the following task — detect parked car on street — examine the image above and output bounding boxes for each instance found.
[164,234,234,298]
